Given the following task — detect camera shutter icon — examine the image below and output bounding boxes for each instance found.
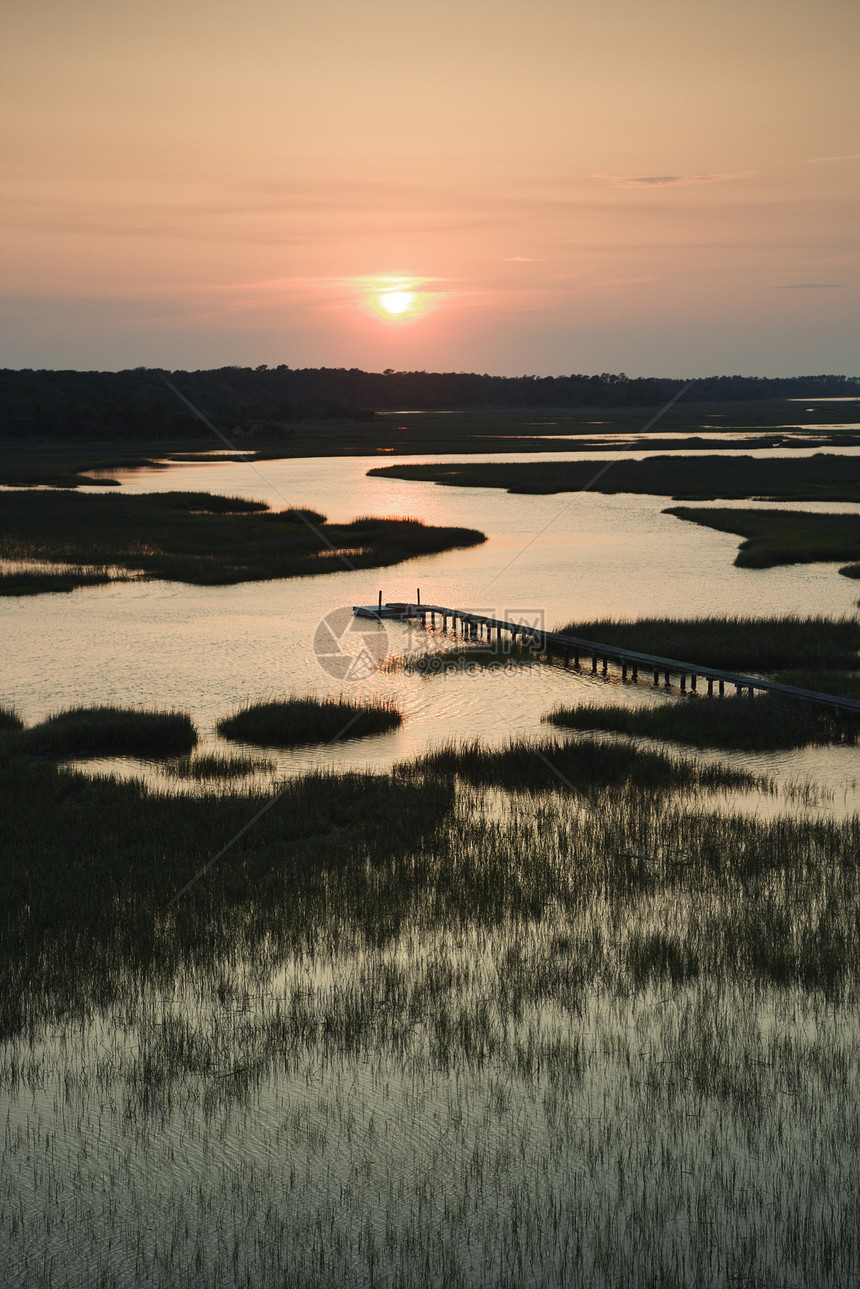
[313,607,390,682]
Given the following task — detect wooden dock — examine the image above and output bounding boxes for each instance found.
[354,601,860,716]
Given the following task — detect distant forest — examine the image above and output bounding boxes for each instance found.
[1,366,857,440]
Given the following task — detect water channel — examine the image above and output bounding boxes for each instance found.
[3,440,860,807]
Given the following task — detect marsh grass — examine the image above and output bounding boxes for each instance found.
[0,755,454,1036]
[5,976,858,1287]
[771,667,860,700]
[217,695,402,747]
[0,489,486,588]
[668,506,860,570]
[3,740,860,1285]
[545,693,856,751]
[15,705,197,759]
[369,452,860,502]
[553,613,860,671]
[161,752,276,779]
[0,711,23,742]
[0,745,850,1047]
[0,565,123,594]
[421,734,767,794]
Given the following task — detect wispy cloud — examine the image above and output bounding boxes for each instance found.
[806,154,860,163]
[503,256,545,262]
[777,282,845,290]
[597,275,659,288]
[601,172,751,189]
[0,191,510,245]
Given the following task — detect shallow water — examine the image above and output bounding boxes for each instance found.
[7,990,858,1289]
[5,787,860,1288]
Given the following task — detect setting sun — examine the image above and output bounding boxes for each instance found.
[354,275,440,325]
[379,290,414,316]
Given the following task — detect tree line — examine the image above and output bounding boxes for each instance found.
[1,366,856,440]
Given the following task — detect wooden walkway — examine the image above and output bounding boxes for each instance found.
[354,601,860,716]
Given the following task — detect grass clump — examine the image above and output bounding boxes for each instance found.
[217,696,402,748]
[421,735,764,795]
[553,614,860,672]
[17,706,197,759]
[545,695,854,752]
[0,706,23,732]
[162,752,275,779]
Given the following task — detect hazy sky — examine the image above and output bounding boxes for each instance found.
[2,0,858,375]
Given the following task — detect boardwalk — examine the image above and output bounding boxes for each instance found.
[354,601,860,717]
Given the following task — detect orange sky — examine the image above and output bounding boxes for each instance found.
[2,0,858,374]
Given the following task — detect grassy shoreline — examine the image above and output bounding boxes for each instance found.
[367,451,860,502]
[667,506,860,572]
[0,488,486,592]
[546,694,857,752]
[552,613,860,670]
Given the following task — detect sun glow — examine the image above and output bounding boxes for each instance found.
[353,275,440,325]
[379,289,415,316]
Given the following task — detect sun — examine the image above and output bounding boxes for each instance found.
[378,289,415,316]
[353,275,439,324]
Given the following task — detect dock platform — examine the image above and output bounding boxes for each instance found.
[353,601,860,717]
